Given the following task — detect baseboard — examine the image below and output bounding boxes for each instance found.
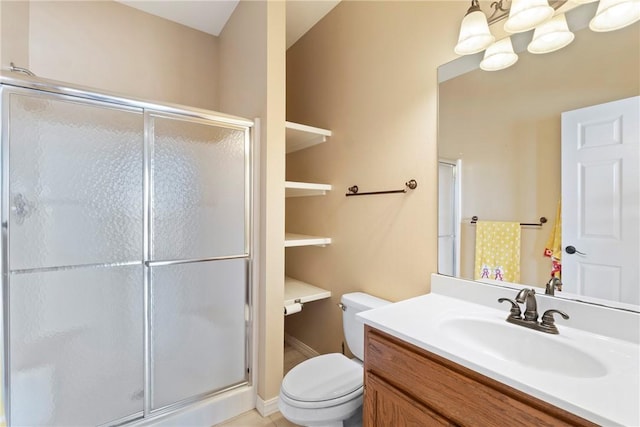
[284,333,320,359]
[256,395,279,417]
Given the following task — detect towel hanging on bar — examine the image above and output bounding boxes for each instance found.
[543,200,562,279]
[474,221,521,283]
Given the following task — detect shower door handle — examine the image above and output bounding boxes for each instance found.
[12,193,35,225]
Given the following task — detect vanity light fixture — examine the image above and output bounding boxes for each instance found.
[480,37,519,70]
[528,14,575,53]
[454,0,639,71]
[589,0,640,32]
[454,0,496,54]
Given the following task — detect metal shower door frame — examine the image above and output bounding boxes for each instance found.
[0,75,255,426]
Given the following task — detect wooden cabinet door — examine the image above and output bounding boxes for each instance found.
[364,372,455,427]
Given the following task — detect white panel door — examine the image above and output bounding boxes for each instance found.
[561,96,639,305]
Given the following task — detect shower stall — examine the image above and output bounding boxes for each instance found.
[0,74,254,426]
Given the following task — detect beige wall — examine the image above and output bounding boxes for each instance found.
[285,1,460,355]
[1,1,219,109]
[219,0,287,404]
[0,1,29,69]
[439,25,639,287]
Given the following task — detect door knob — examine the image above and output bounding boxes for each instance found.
[565,245,586,255]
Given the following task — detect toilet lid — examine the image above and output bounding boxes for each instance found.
[281,353,363,402]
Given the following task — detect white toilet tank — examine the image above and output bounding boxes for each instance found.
[341,292,390,360]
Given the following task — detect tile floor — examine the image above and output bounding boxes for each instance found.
[216,410,298,427]
[216,343,308,426]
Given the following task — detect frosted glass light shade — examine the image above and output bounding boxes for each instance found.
[504,0,555,33]
[455,7,495,55]
[528,14,575,54]
[589,0,640,32]
[480,38,519,71]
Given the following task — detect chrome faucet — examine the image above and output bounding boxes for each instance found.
[498,288,570,334]
[545,277,562,295]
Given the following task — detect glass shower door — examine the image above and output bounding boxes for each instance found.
[148,114,249,411]
[4,89,145,426]
[1,85,252,426]
[438,161,458,276]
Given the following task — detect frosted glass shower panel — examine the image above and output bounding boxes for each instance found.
[9,265,144,426]
[152,115,247,260]
[8,92,143,270]
[151,259,247,410]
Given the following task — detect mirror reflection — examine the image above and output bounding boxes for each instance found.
[438,16,639,311]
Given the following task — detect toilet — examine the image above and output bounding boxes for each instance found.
[278,292,390,427]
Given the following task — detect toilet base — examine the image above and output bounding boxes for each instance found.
[278,394,362,427]
[343,409,362,427]
[303,408,362,427]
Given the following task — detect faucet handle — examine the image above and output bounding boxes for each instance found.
[498,298,522,320]
[540,309,570,334]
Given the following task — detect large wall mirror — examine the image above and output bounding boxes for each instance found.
[437,2,639,312]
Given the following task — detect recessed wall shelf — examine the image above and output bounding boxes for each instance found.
[285,121,332,153]
[285,232,332,248]
[285,181,332,198]
[284,276,331,306]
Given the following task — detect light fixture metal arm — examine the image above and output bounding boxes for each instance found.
[488,0,511,23]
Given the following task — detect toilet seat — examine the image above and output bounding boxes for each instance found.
[281,353,363,409]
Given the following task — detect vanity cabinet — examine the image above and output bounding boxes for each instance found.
[363,326,597,427]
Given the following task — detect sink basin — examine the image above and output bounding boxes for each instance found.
[439,317,608,379]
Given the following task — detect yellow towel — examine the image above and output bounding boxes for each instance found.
[474,221,521,282]
[544,200,562,278]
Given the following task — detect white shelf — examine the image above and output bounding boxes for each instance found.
[284,276,331,306]
[285,181,332,198]
[285,232,332,247]
[286,121,332,154]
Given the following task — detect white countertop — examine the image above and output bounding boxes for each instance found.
[358,280,640,426]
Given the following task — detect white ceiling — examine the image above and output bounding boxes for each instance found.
[116,0,341,49]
